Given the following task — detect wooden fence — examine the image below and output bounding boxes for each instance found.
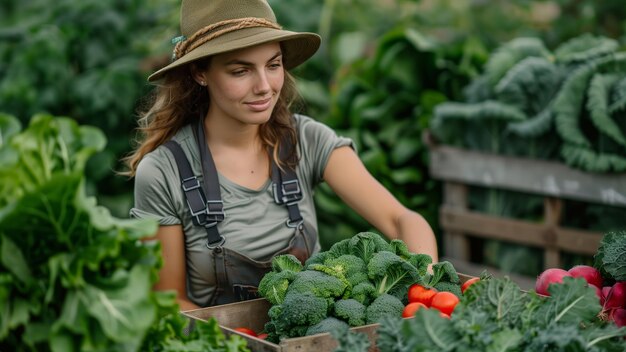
[427,139,626,288]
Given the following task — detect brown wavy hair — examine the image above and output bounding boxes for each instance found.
[121,55,302,177]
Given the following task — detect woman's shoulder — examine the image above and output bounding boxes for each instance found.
[138,124,196,171]
[293,114,335,139]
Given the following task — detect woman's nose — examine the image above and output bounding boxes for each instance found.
[253,71,271,94]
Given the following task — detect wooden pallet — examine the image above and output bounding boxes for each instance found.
[427,140,626,280]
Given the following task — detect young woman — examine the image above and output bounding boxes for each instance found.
[125,0,438,310]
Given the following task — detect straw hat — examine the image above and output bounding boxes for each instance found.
[148,0,321,82]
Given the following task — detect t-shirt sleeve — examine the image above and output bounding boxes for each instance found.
[297,115,355,185]
[129,149,182,225]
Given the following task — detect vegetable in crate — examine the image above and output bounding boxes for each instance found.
[258,232,434,342]
[372,276,626,351]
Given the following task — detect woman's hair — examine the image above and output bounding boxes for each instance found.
[121,51,302,177]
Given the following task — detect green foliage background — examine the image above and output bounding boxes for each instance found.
[1,0,625,261]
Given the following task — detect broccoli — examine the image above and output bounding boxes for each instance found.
[430,261,460,284]
[258,270,297,305]
[324,254,369,287]
[325,237,353,259]
[408,253,433,277]
[365,293,404,324]
[272,254,304,273]
[420,260,462,298]
[304,251,330,267]
[349,232,391,263]
[389,238,411,258]
[257,254,303,305]
[433,281,462,298]
[305,317,350,336]
[273,292,330,338]
[333,299,366,327]
[288,269,348,299]
[351,281,376,306]
[367,250,421,299]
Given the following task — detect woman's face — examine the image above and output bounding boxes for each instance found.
[202,42,284,126]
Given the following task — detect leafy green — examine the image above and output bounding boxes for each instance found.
[594,230,626,281]
[0,114,249,351]
[369,276,626,351]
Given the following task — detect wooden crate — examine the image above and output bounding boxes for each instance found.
[182,274,476,352]
[428,141,626,284]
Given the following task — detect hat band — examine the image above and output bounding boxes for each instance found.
[173,17,282,61]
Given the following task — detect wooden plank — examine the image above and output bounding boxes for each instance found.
[443,257,536,291]
[442,182,470,260]
[439,207,601,256]
[429,145,626,207]
[543,198,562,269]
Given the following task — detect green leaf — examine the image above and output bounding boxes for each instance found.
[587,73,626,148]
[403,308,460,351]
[82,265,155,344]
[0,113,21,148]
[390,167,422,185]
[0,236,32,285]
[533,277,602,326]
[554,33,619,65]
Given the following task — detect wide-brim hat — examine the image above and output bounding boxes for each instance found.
[148,0,321,82]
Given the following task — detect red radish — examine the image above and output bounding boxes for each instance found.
[590,284,602,302]
[603,282,626,310]
[535,268,572,296]
[602,286,611,306]
[568,265,603,288]
[611,308,626,327]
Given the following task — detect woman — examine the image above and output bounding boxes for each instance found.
[125,0,438,311]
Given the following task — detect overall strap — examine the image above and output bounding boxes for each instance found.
[163,139,224,249]
[271,136,304,228]
[192,120,226,249]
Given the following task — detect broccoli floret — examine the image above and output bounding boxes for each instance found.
[352,281,376,306]
[258,270,297,305]
[367,251,420,298]
[258,254,304,305]
[272,254,304,272]
[288,269,348,299]
[433,281,462,298]
[305,317,350,336]
[333,299,366,327]
[349,232,391,263]
[365,293,404,324]
[324,254,368,287]
[273,292,329,338]
[304,251,330,268]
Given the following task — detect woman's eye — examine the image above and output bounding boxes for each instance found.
[231,69,247,76]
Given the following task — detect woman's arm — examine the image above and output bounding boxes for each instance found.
[323,146,438,262]
[145,225,201,311]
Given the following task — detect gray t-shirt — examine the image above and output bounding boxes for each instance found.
[130,114,353,305]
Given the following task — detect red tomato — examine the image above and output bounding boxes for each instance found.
[461,277,480,294]
[233,327,257,337]
[408,284,438,306]
[402,302,427,318]
[256,333,269,340]
[430,291,460,316]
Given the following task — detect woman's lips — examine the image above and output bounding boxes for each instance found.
[246,97,272,112]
